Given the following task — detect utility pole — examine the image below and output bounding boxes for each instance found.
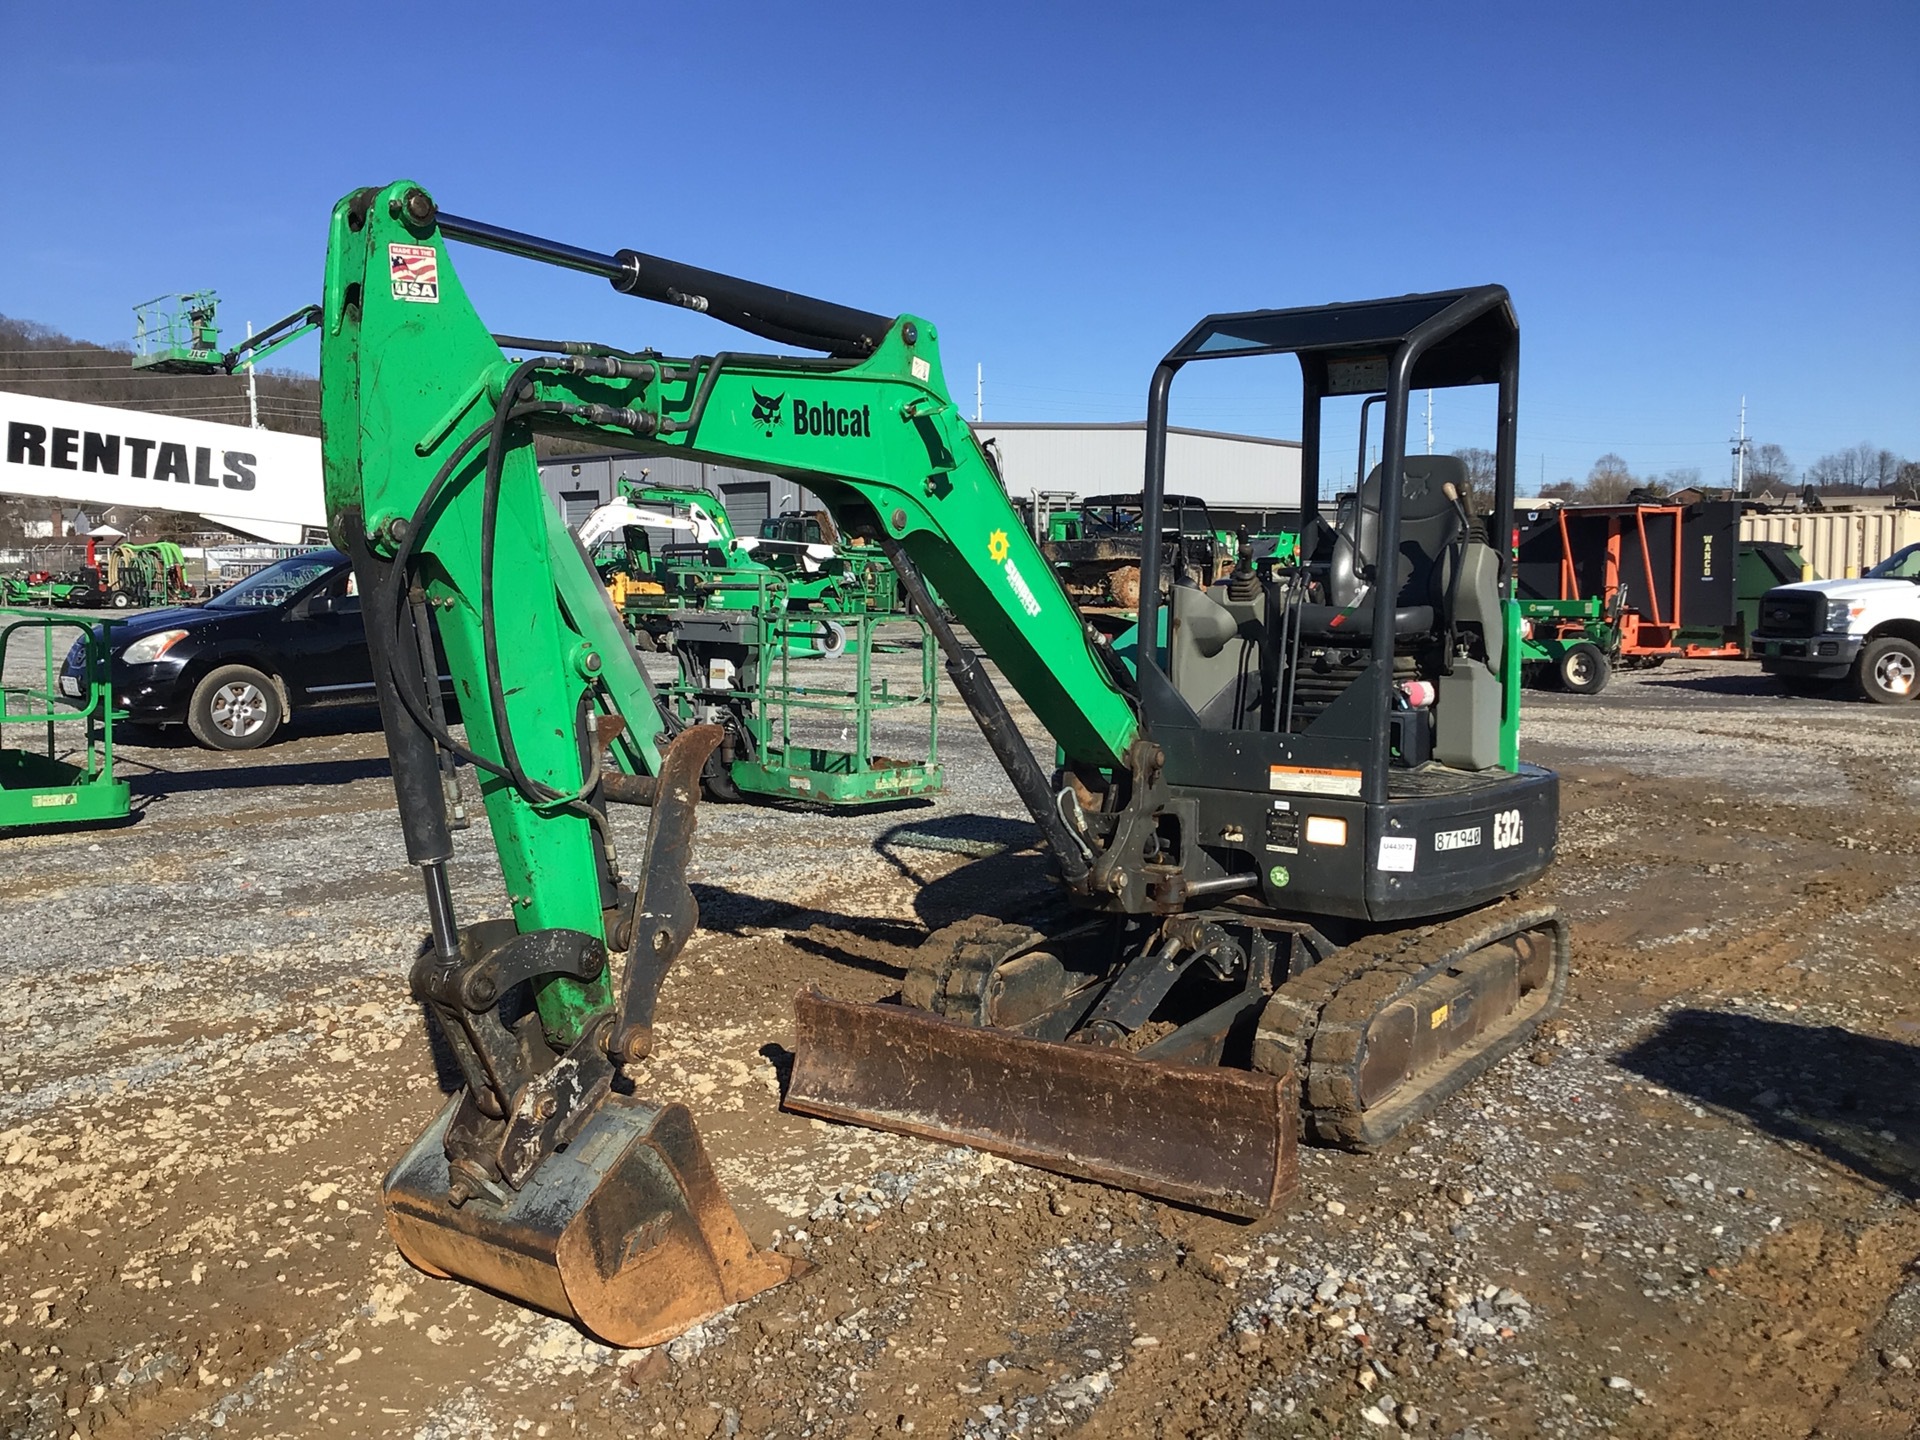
[1424,390,1434,455]
[245,320,260,430]
[1729,395,1749,495]
[975,363,983,423]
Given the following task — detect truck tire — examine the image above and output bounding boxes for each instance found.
[188,664,285,749]
[1556,642,1611,696]
[1855,635,1920,705]
[109,590,132,609]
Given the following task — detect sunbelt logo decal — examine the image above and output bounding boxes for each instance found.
[989,529,1041,618]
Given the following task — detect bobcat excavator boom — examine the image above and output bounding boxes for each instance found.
[323,182,1566,1347]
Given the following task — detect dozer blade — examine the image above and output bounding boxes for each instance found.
[383,1089,791,1348]
[786,987,1296,1219]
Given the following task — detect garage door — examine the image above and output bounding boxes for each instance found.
[559,491,603,531]
[720,482,771,535]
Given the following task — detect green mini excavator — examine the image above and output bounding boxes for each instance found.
[321,181,1567,1347]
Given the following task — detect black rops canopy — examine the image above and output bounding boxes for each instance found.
[1163,286,1516,392]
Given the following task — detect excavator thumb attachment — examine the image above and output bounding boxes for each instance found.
[786,988,1297,1219]
[383,1090,792,1348]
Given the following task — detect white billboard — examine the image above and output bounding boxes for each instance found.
[1,390,324,545]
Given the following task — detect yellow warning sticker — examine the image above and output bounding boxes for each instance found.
[1428,1003,1449,1029]
[988,529,1010,563]
[1268,763,1363,797]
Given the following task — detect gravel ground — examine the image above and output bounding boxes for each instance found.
[4,640,1920,1440]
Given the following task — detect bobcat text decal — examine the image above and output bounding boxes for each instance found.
[789,398,872,439]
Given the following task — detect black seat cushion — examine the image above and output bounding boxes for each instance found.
[1294,601,1436,643]
[1323,456,1464,632]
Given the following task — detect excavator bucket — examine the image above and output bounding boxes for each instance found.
[383,1089,792,1348]
[786,988,1296,1219]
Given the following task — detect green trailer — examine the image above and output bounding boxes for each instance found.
[0,609,130,829]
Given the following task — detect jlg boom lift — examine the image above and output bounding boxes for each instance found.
[321,182,1568,1347]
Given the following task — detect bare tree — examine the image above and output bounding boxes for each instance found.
[1806,443,1908,495]
[1584,453,1637,504]
[1451,447,1495,504]
[1656,468,1702,493]
[1895,461,1920,504]
[1747,443,1794,490]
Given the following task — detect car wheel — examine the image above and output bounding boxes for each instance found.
[1855,635,1920,705]
[1556,642,1611,696]
[188,664,285,749]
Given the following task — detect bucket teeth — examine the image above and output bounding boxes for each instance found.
[383,1091,791,1349]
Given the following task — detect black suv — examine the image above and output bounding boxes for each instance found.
[61,549,379,750]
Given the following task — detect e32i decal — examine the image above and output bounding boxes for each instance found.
[1491,809,1525,850]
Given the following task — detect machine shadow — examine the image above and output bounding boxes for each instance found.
[689,880,922,964]
[1616,1008,1920,1199]
[871,814,1059,931]
[1634,672,1851,702]
[126,755,394,797]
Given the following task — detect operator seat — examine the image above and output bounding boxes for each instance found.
[1296,455,1465,643]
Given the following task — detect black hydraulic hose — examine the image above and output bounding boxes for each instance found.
[876,532,1091,885]
[492,333,649,359]
[478,360,552,798]
[380,421,514,782]
[377,387,610,850]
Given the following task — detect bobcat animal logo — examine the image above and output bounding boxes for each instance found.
[751,389,785,435]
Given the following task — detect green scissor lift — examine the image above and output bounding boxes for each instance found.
[0,609,130,828]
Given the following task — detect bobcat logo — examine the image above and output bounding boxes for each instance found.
[751,389,785,436]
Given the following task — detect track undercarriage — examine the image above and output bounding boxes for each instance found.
[787,896,1568,1217]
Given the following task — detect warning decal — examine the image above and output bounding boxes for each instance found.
[1268,763,1363,798]
[389,243,440,303]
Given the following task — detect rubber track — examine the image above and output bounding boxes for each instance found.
[900,915,1043,1025]
[1254,897,1569,1150]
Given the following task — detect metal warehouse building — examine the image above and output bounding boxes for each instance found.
[971,422,1301,526]
[536,421,1302,535]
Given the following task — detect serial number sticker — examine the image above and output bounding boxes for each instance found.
[1434,825,1481,852]
[1268,764,1363,798]
[911,356,931,382]
[32,792,78,808]
[1428,1003,1450,1029]
[389,243,440,303]
[1377,835,1417,872]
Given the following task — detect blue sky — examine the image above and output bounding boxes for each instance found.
[2,2,1913,491]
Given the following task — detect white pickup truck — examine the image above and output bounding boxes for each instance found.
[1751,540,1920,704]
